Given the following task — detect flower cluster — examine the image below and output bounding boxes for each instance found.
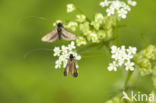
[100,0,137,19]
[134,45,156,76]
[53,41,81,69]
[108,45,137,71]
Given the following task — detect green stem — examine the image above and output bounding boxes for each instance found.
[75,6,91,22]
[114,20,118,46]
[123,71,133,91]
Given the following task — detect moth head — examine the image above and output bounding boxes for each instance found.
[57,22,63,27]
[69,54,74,59]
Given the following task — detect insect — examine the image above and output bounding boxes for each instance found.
[64,54,78,77]
[41,23,77,42]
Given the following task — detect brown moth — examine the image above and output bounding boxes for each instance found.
[64,54,78,77]
[41,23,77,42]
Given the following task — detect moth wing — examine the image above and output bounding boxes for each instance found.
[64,60,70,76]
[41,29,58,42]
[61,28,77,40]
[71,59,78,77]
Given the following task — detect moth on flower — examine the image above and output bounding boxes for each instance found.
[41,23,77,42]
[53,41,81,77]
[64,54,78,77]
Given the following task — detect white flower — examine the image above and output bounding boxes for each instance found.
[100,0,110,7]
[55,60,62,69]
[68,41,76,50]
[125,61,135,71]
[127,46,137,55]
[67,3,75,13]
[111,45,117,54]
[128,0,137,6]
[61,45,68,54]
[53,47,61,56]
[118,8,128,19]
[106,7,115,16]
[76,14,86,23]
[111,0,121,10]
[108,61,118,71]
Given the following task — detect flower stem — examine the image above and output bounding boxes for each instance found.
[123,71,133,91]
[114,20,118,46]
[75,6,91,22]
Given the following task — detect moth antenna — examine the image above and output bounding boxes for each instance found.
[24,48,53,59]
[19,16,52,25]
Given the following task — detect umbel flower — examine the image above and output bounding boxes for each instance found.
[108,45,137,71]
[100,0,137,19]
[134,45,156,76]
[53,41,81,69]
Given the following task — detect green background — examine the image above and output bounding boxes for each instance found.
[0,0,156,103]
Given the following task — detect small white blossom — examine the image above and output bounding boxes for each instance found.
[125,61,135,71]
[53,47,61,56]
[67,3,75,13]
[55,60,62,69]
[106,7,115,16]
[127,46,137,55]
[108,61,118,71]
[118,8,128,19]
[68,41,76,50]
[100,0,110,7]
[128,0,137,6]
[61,45,68,54]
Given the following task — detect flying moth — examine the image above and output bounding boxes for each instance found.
[64,54,78,77]
[41,23,77,42]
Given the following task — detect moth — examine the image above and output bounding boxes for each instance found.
[41,23,77,42]
[64,54,78,77]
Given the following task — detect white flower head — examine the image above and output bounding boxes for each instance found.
[108,45,137,71]
[100,0,137,19]
[67,3,75,13]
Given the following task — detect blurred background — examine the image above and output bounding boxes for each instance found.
[0,0,156,103]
